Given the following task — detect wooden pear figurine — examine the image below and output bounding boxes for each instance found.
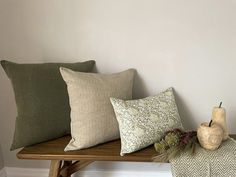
[197,122,223,150]
[211,102,229,140]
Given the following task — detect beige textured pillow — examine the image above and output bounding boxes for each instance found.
[60,67,135,151]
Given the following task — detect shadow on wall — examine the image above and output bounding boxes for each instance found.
[133,71,196,130]
[94,65,194,130]
[94,65,150,99]
[0,144,4,169]
[229,108,236,133]
[174,89,196,130]
[132,71,149,99]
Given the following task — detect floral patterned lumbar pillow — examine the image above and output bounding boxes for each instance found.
[110,88,183,156]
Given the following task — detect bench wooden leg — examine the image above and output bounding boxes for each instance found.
[49,160,62,177]
[60,160,93,177]
[60,161,72,177]
[48,160,92,177]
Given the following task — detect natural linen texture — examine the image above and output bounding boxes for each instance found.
[1,60,95,150]
[170,138,236,177]
[60,67,135,151]
[110,88,183,156]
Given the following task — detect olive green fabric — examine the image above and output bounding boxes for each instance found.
[1,60,95,150]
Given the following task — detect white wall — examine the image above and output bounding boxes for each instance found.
[0,144,4,170]
[0,0,236,169]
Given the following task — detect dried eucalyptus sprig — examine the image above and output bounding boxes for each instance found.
[153,129,198,162]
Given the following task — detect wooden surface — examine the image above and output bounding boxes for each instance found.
[49,160,61,177]
[17,134,236,162]
[17,136,157,162]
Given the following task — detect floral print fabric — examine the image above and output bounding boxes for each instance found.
[110,88,183,156]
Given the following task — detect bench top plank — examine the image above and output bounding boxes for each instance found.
[17,135,236,162]
[17,136,156,162]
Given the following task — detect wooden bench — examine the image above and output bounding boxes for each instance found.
[17,134,236,177]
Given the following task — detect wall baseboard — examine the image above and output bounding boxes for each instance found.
[5,167,48,177]
[0,168,7,177]
[4,162,172,177]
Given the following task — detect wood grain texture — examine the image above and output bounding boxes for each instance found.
[65,161,93,176]
[17,135,236,162]
[49,160,61,177]
[59,160,93,177]
[60,161,72,177]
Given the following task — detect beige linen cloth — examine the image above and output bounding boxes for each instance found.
[170,138,236,177]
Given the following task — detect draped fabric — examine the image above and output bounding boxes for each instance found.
[170,138,236,177]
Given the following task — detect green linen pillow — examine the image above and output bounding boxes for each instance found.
[1,60,95,150]
[60,67,135,151]
[110,88,183,156]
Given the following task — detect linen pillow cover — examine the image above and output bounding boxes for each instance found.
[1,60,95,150]
[60,67,135,151]
[110,88,183,156]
